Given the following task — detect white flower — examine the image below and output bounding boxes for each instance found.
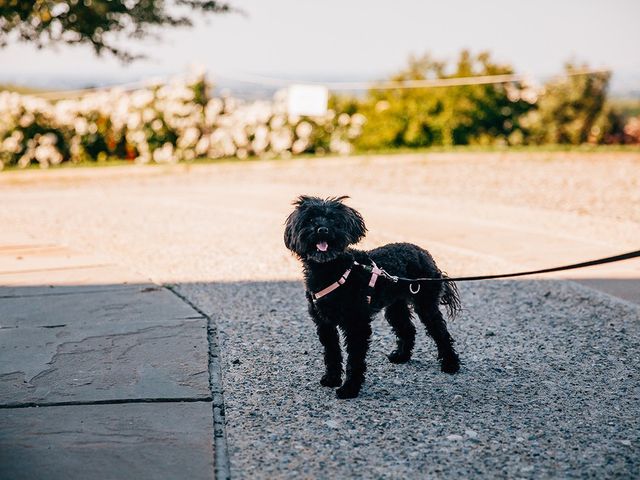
[74,117,88,135]
[34,143,63,167]
[270,115,285,129]
[127,112,142,130]
[269,128,293,153]
[153,142,175,163]
[295,121,313,139]
[40,133,58,145]
[338,113,351,127]
[351,113,366,126]
[330,135,352,155]
[19,113,35,128]
[131,89,154,109]
[142,108,156,123]
[292,138,309,154]
[251,125,270,153]
[2,130,23,153]
[209,130,236,158]
[347,126,362,139]
[205,98,223,124]
[231,128,248,148]
[151,119,164,132]
[179,127,200,148]
[195,136,210,155]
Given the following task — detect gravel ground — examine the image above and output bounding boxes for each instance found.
[1,151,639,478]
[185,279,639,479]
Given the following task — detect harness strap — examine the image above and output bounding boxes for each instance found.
[311,267,352,302]
[310,260,384,304]
[365,261,383,304]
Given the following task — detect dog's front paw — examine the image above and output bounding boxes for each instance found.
[440,356,460,374]
[387,349,412,364]
[335,382,361,399]
[320,372,342,388]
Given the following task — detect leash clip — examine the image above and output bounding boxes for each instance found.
[381,270,399,283]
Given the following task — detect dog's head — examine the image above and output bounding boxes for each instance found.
[284,195,367,263]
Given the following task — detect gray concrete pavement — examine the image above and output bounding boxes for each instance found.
[1,403,215,480]
[0,239,218,479]
[1,153,639,478]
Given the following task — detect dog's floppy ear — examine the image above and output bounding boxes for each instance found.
[342,203,367,244]
[284,196,312,252]
[284,210,296,251]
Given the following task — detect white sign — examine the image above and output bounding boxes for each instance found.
[287,84,329,117]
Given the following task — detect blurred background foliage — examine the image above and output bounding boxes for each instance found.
[0,0,233,61]
[1,49,639,169]
[333,50,638,151]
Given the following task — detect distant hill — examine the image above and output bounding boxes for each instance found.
[1,71,638,101]
[0,83,47,95]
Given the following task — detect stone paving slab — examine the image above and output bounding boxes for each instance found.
[0,241,211,406]
[0,314,209,406]
[1,284,203,328]
[0,239,216,478]
[0,402,215,480]
[0,283,135,298]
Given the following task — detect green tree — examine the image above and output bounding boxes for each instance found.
[352,50,535,150]
[520,64,611,144]
[0,0,233,61]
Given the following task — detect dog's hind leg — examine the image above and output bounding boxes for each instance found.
[336,320,371,399]
[413,296,460,374]
[385,301,416,364]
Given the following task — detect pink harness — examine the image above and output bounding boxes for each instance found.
[310,260,384,304]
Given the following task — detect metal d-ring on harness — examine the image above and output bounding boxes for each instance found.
[354,260,423,296]
[310,249,640,304]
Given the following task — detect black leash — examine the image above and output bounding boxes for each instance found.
[361,249,640,284]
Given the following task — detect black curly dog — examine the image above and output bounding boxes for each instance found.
[284,195,461,399]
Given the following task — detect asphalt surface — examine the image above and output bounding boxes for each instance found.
[188,279,638,478]
[1,152,639,478]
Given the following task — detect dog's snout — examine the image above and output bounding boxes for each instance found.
[317,226,329,234]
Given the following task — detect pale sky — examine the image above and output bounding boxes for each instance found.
[1,0,639,90]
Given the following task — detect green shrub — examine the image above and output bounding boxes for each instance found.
[519,64,611,144]
[348,50,536,150]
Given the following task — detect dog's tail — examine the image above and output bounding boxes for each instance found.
[439,275,462,320]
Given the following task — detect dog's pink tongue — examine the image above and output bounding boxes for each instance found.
[316,241,329,252]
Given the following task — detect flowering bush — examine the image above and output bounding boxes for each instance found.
[0,72,363,170]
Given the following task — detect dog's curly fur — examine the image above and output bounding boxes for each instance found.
[284,195,461,399]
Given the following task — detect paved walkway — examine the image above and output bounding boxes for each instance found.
[0,235,225,480]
